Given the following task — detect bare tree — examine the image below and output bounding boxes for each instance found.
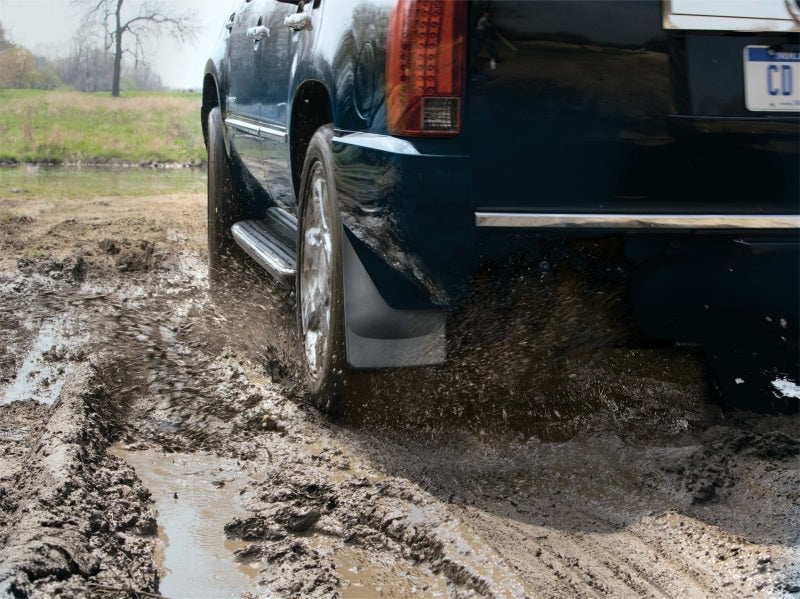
[72,0,197,96]
[0,22,14,52]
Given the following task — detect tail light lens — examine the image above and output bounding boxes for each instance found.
[386,0,467,136]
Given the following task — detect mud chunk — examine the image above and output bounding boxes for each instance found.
[16,255,85,281]
[98,239,120,255]
[225,516,286,541]
[63,256,86,282]
[284,508,320,533]
[737,432,799,461]
[2,214,33,228]
[116,241,154,272]
[260,414,284,432]
[233,544,265,564]
[688,478,718,504]
[133,516,158,536]
[259,540,339,597]
[89,511,109,533]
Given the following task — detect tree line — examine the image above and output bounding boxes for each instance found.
[0,0,196,95]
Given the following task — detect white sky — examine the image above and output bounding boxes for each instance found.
[0,0,236,90]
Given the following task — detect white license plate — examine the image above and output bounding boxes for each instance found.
[744,46,800,112]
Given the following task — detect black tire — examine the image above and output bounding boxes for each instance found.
[207,106,242,276]
[296,124,350,415]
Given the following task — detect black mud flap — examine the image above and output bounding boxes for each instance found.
[341,232,446,368]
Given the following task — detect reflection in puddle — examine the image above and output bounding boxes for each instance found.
[109,447,255,598]
[1,319,86,405]
[0,164,205,198]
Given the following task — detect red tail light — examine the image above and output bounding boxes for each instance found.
[386,0,467,136]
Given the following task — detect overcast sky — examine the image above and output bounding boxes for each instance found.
[0,0,236,90]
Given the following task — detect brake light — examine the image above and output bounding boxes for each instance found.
[386,0,466,136]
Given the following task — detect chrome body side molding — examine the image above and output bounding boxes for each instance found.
[225,116,288,143]
[475,212,800,230]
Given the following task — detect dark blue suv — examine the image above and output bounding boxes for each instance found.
[203,0,800,414]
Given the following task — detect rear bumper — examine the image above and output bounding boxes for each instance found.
[332,132,799,368]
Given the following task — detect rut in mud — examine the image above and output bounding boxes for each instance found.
[0,188,798,597]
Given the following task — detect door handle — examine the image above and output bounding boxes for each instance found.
[285,12,311,31]
[247,25,270,41]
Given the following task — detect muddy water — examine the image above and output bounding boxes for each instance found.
[0,164,204,198]
[109,447,256,599]
[2,318,89,406]
[310,538,449,598]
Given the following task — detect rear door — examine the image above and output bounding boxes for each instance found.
[225,0,273,181]
[258,0,302,210]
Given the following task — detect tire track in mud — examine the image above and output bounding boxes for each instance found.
[453,506,713,598]
[0,360,159,597]
[343,422,799,599]
[56,254,538,596]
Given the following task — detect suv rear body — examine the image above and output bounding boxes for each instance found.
[203,0,799,408]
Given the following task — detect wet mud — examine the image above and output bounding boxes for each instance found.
[0,190,798,597]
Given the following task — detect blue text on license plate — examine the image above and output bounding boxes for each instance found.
[744,46,800,112]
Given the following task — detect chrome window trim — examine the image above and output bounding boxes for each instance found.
[663,0,800,32]
[475,212,800,230]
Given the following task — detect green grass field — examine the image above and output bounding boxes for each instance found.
[0,90,206,165]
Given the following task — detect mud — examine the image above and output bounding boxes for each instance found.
[0,188,798,597]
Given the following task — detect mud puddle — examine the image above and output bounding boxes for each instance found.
[109,447,256,599]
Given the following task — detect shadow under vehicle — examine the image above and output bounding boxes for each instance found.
[202,0,800,415]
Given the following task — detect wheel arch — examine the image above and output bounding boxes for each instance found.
[201,72,222,150]
[290,80,333,198]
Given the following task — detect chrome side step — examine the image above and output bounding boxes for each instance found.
[231,207,297,279]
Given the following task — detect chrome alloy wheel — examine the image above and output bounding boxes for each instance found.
[300,161,334,380]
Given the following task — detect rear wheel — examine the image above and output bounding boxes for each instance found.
[297,125,350,415]
[206,106,242,275]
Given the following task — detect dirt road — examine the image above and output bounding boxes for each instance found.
[0,190,798,598]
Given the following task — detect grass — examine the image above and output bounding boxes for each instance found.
[0,89,206,165]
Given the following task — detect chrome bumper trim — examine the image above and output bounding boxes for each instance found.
[475,212,800,230]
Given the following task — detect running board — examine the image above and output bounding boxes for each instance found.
[231,207,297,279]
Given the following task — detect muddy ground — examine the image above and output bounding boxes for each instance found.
[0,190,798,598]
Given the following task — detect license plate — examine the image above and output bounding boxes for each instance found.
[744,46,800,112]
